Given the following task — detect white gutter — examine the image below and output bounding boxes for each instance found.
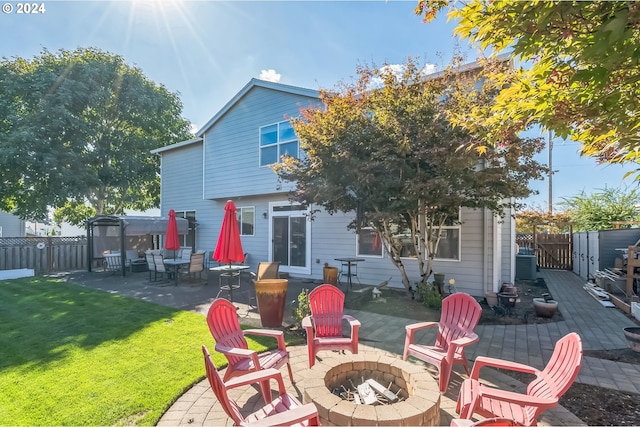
[492,210,500,292]
[483,207,489,294]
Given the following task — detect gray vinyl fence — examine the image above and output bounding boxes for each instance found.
[0,236,88,274]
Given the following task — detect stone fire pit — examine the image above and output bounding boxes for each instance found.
[298,349,441,426]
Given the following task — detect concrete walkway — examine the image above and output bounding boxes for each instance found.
[66,268,640,425]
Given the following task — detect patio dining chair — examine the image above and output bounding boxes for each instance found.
[145,251,156,282]
[250,261,280,283]
[152,253,172,281]
[179,251,205,282]
[245,261,280,305]
[179,246,192,261]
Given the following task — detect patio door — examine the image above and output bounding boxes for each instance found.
[269,202,311,274]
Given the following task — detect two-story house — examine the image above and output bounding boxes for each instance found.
[152,78,517,298]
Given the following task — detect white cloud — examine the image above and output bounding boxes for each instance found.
[259,69,281,82]
[421,63,437,76]
[368,62,438,90]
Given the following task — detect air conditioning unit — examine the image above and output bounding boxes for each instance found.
[515,255,537,281]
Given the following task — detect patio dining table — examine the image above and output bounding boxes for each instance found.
[335,257,365,294]
[210,264,250,301]
[163,258,190,286]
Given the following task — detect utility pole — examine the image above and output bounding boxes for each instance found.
[548,130,553,214]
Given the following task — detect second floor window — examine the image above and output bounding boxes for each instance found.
[260,121,298,166]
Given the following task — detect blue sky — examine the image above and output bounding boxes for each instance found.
[0,0,635,210]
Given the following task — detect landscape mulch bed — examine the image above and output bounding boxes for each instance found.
[345,278,640,426]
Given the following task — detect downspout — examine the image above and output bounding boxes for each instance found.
[493,208,501,291]
[202,133,206,201]
[509,201,516,284]
[483,207,489,294]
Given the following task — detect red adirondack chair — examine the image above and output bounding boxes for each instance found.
[302,284,360,367]
[450,417,524,426]
[456,332,583,426]
[202,345,320,426]
[403,292,482,392]
[206,298,294,398]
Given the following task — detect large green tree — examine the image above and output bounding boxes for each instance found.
[0,47,192,224]
[560,187,640,231]
[416,1,640,170]
[275,58,546,295]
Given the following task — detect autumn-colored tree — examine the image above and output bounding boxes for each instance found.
[515,210,572,234]
[275,57,546,295]
[415,1,640,171]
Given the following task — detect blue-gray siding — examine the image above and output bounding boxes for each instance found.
[155,82,516,298]
[203,86,321,200]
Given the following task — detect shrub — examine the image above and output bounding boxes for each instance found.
[416,281,443,309]
[292,288,311,328]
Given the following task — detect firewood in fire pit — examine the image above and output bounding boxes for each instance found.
[357,382,377,404]
[366,379,399,402]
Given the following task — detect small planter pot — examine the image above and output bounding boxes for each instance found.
[485,292,498,307]
[433,273,445,295]
[323,265,338,286]
[533,297,558,318]
[623,326,640,353]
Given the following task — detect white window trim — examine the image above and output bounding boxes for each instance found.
[432,210,462,262]
[432,226,462,262]
[268,201,312,275]
[394,210,462,262]
[356,227,384,258]
[237,206,255,237]
[259,120,299,167]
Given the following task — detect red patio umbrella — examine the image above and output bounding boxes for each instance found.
[214,200,245,265]
[165,209,181,258]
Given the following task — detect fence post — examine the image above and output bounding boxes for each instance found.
[47,236,53,272]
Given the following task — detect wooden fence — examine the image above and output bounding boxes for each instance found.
[0,236,88,274]
[516,233,573,270]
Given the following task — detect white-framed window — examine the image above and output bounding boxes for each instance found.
[433,226,460,261]
[259,120,299,166]
[432,210,461,261]
[174,210,196,247]
[357,227,383,257]
[236,206,255,236]
[390,210,461,261]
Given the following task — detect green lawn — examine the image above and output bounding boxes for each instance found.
[0,277,277,426]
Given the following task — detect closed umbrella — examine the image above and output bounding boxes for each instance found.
[165,209,181,259]
[214,200,245,265]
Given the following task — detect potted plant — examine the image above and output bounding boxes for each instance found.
[322,262,338,286]
[532,293,558,318]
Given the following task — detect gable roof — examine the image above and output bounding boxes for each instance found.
[151,137,203,155]
[196,78,319,137]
